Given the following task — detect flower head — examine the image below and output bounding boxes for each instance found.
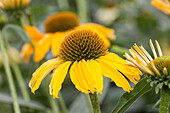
[0,0,31,10]
[151,0,170,15]
[21,12,116,63]
[125,40,170,91]
[29,29,141,98]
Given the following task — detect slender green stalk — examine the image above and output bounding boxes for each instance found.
[89,92,101,113]
[18,17,24,29]
[9,53,31,101]
[25,7,34,26]
[86,94,94,113]
[43,76,60,113]
[76,0,89,23]
[0,32,21,113]
[48,96,60,113]
[57,0,69,10]
[59,93,68,113]
[160,85,170,113]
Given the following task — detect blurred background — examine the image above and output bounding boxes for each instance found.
[0,0,170,112]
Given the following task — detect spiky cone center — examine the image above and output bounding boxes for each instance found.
[147,56,170,91]
[45,12,80,33]
[59,29,108,62]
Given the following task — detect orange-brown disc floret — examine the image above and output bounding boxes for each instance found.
[59,29,108,62]
[45,12,80,33]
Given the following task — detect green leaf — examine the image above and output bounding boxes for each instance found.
[2,24,33,48]
[0,93,48,111]
[111,77,152,113]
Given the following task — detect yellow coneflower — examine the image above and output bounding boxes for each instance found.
[29,29,141,98]
[21,12,116,63]
[151,0,170,15]
[0,0,31,10]
[124,39,170,91]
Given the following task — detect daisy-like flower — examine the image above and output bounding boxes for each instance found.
[21,12,116,63]
[124,39,170,90]
[151,0,170,15]
[29,29,141,98]
[0,0,31,10]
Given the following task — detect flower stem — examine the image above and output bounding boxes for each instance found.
[59,93,68,113]
[18,17,24,29]
[10,55,31,101]
[86,94,94,113]
[76,0,89,23]
[48,96,60,113]
[56,0,69,10]
[160,85,170,113]
[43,75,60,113]
[0,31,21,113]
[25,7,34,26]
[89,92,101,113]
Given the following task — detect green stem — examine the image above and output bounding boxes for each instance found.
[59,93,68,113]
[0,31,21,113]
[76,0,89,23]
[25,7,34,26]
[89,92,101,113]
[86,94,94,113]
[9,53,31,101]
[18,18,24,29]
[57,0,69,10]
[26,13,34,26]
[48,96,60,113]
[160,85,170,113]
[43,76,60,113]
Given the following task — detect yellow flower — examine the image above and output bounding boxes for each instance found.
[29,29,141,98]
[21,12,116,63]
[0,0,31,10]
[151,0,170,15]
[124,40,170,89]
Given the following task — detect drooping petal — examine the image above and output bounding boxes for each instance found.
[87,59,103,94]
[70,61,89,93]
[34,34,52,62]
[20,43,33,63]
[49,61,71,98]
[24,26,44,40]
[78,59,96,93]
[51,32,68,56]
[29,58,61,93]
[97,58,133,92]
[99,53,142,84]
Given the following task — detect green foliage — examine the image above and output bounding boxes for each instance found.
[2,24,30,42]
[111,77,152,113]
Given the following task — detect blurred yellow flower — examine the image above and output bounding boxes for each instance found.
[0,0,31,10]
[151,0,170,15]
[29,29,141,98]
[21,12,116,63]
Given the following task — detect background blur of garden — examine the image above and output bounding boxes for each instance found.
[0,0,169,113]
